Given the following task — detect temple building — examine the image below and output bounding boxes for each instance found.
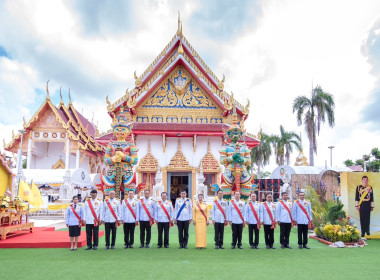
[3,15,260,201]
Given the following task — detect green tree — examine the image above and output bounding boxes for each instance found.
[343,159,354,167]
[272,125,302,166]
[292,85,335,166]
[250,132,273,178]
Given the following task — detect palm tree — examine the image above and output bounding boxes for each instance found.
[293,85,335,166]
[250,132,273,178]
[272,125,302,166]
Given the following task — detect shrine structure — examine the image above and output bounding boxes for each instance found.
[2,14,261,202]
[97,15,261,199]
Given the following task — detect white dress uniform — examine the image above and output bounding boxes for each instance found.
[138,197,155,247]
[276,200,293,247]
[175,197,192,248]
[122,198,139,247]
[292,199,313,247]
[261,201,276,248]
[245,201,262,248]
[101,198,121,248]
[84,198,103,248]
[155,199,174,247]
[212,198,228,248]
[228,199,246,248]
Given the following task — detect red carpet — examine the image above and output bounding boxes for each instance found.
[0,227,104,248]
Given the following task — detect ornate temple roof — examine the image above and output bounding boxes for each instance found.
[4,84,103,157]
[106,13,250,119]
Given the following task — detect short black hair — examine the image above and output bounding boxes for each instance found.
[266,193,272,197]
[161,192,167,196]
[90,190,97,194]
[362,175,368,180]
[299,191,305,195]
[181,190,187,194]
[281,192,288,196]
[217,190,224,194]
[198,193,204,197]
[72,195,78,200]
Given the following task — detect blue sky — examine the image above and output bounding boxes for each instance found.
[1,0,380,170]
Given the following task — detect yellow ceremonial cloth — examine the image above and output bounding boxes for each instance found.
[193,202,209,248]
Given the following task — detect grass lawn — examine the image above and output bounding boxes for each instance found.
[0,224,379,280]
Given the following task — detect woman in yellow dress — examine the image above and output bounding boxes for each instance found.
[193,194,210,249]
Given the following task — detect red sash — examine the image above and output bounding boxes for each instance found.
[159,201,173,227]
[106,199,120,227]
[280,200,295,226]
[70,205,83,227]
[88,199,100,226]
[141,199,155,226]
[214,200,227,226]
[231,200,244,224]
[263,202,276,229]
[296,200,313,228]
[249,202,261,229]
[196,203,208,222]
[125,200,137,221]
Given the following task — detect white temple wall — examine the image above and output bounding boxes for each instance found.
[32,142,65,169]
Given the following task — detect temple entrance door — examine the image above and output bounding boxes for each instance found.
[141,172,156,194]
[167,172,191,206]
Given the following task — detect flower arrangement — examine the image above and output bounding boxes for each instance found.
[13,196,27,209]
[320,223,360,242]
[1,196,10,210]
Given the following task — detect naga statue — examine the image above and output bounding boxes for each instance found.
[214,104,255,200]
[101,106,138,198]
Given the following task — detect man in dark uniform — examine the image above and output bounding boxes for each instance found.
[355,176,374,237]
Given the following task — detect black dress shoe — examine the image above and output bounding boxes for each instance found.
[70,249,74,251]
[129,245,133,248]
[184,245,188,249]
[238,245,243,249]
[215,245,219,249]
[298,245,303,249]
[266,245,270,249]
[85,246,92,250]
[93,246,97,250]
[255,245,259,249]
[146,244,150,248]
[124,245,128,249]
[139,244,144,248]
[179,244,183,249]
[231,245,236,249]
[271,246,276,249]
[105,246,109,250]
[157,245,162,248]
[303,245,310,249]
[111,246,115,249]
[164,245,169,248]
[220,245,225,249]
[281,244,285,249]
[250,245,255,249]
[285,245,292,249]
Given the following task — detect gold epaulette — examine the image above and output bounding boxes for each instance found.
[97,198,102,201]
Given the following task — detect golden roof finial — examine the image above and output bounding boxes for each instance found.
[68,88,72,105]
[23,116,27,128]
[177,11,182,37]
[257,128,262,140]
[3,139,7,149]
[12,130,15,140]
[218,74,225,90]
[242,98,250,115]
[178,41,184,55]
[177,137,181,152]
[59,87,64,105]
[106,95,111,111]
[134,71,142,87]
[147,140,151,154]
[46,80,50,101]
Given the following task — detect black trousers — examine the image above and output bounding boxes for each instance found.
[214,222,225,246]
[248,224,260,246]
[279,223,292,246]
[359,203,371,235]
[140,221,151,245]
[264,225,274,246]
[86,224,99,247]
[123,223,136,246]
[177,220,189,246]
[158,222,170,246]
[104,222,117,247]
[297,224,308,245]
[231,223,243,246]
